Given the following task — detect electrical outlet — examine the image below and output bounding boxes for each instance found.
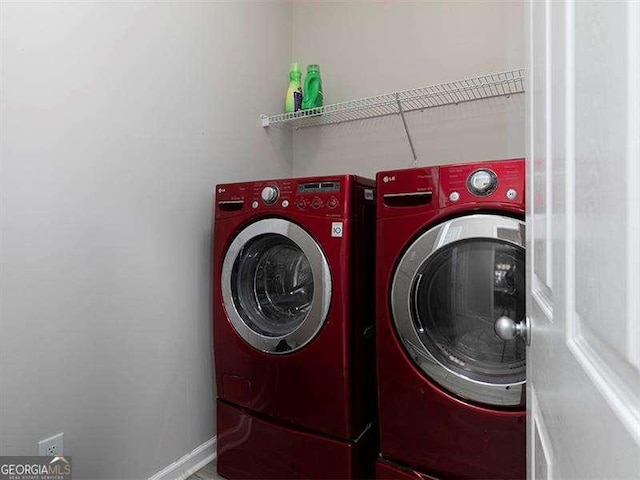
[38,433,64,456]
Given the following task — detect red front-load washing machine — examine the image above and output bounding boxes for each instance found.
[376,159,527,479]
[213,175,377,479]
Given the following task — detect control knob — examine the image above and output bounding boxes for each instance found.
[261,186,279,204]
[467,169,498,197]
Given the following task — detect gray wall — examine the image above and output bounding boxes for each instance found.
[290,1,525,178]
[0,2,291,479]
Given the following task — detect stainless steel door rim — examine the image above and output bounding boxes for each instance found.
[221,218,332,354]
[391,213,526,406]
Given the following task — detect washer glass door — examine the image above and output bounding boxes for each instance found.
[392,214,526,406]
[221,218,331,354]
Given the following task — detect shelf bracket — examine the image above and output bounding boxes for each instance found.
[395,94,418,166]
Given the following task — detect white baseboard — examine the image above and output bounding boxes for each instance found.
[148,436,217,480]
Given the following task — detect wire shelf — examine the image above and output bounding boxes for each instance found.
[261,68,525,129]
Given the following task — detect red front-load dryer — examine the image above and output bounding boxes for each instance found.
[376,159,527,479]
[213,175,377,479]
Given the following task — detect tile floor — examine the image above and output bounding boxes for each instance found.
[186,460,223,480]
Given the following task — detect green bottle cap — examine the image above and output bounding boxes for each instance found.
[307,64,320,72]
[290,62,301,74]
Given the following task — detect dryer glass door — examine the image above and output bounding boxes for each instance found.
[392,214,526,406]
[221,218,331,354]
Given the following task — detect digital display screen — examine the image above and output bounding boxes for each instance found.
[298,181,340,193]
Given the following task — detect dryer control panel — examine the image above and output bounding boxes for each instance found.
[440,158,524,208]
[376,158,525,219]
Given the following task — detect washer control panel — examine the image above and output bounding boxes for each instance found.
[294,181,341,212]
[215,176,368,218]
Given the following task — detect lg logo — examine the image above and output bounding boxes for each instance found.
[382,175,396,183]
